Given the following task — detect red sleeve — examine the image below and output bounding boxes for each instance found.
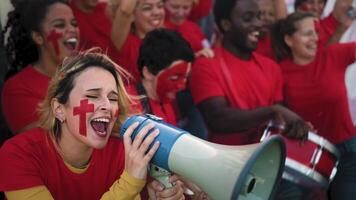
[188,0,213,22]
[117,33,141,83]
[319,14,339,45]
[0,135,44,191]
[2,81,40,132]
[189,57,225,104]
[328,42,356,71]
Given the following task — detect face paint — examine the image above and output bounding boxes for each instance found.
[155,61,191,103]
[115,109,119,118]
[73,99,94,136]
[47,30,63,57]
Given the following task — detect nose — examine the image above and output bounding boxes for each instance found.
[152,5,162,15]
[99,97,111,111]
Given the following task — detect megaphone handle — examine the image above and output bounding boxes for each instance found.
[149,164,173,188]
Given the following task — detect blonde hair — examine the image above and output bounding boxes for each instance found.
[38,49,132,141]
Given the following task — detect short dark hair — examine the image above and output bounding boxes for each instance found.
[137,28,194,77]
[271,12,315,61]
[214,0,238,34]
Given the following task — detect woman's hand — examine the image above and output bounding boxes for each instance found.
[194,48,214,58]
[123,122,160,180]
[147,175,185,200]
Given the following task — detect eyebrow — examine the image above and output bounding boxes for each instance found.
[50,19,64,25]
[86,88,118,95]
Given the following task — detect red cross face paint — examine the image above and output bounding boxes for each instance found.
[73,99,94,136]
[47,29,64,57]
[155,61,191,103]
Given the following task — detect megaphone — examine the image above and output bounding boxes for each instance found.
[120,114,286,200]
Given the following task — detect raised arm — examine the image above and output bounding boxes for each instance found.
[110,0,138,52]
[328,0,355,44]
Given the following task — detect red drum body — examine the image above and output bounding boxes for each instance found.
[261,122,340,188]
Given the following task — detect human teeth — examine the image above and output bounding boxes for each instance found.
[93,118,109,123]
[66,38,77,43]
[252,31,259,37]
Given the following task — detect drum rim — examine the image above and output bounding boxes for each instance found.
[284,158,329,188]
[308,132,340,158]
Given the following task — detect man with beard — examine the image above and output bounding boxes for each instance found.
[190,0,310,146]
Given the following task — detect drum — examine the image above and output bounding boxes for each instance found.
[261,121,340,188]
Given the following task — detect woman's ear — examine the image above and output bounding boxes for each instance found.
[51,98,65,123]
[142,66,155,81]
[31,31,44,46]
[284,35,293,48]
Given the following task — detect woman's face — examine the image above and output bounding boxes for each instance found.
[164,0,193,25]
[36,3,79,63]
[285,17,319,62]
[61,67,119,149]
[134,0,165,38]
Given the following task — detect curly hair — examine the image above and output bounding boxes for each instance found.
[1,0,68,79]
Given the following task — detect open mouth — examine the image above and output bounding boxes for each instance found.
[90,117,110,137]
[248,31,260,43]
[63,38,78,51]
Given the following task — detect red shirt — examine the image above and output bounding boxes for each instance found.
[256,34,274,60]
[0,128,125,200]
[190,47,283,145]
[126,85,177,126]
[188,0,213,22]
[2,65,51,132]
[71,2,121,64]
[165,19,208,52]
[117,32,142,84]
[280,43,356,144]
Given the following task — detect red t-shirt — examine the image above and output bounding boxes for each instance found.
[0,128,125,200]
[280,43,356,144]
[190,47,283,145]
[117,32,142,84]
[165,19,208,52]
[256,34,275,60]
[2,65,51,132]
[126,84,177,126]
[188,0,213,22]
[71,2,121,64]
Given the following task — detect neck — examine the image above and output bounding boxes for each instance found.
[292,53,314,66]
[74,1,95,13]
[55,131,93,169]
[141,79,159,101]
[222,39,252,60]
[34,53,58,77]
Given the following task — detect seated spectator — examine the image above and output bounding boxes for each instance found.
[1,0,79,133]
[129,28,195,126]
[271,11,356,200]
[110,0,165,83]
[190,0,310,146]
[0,50,185,200]
[164,0,214,58]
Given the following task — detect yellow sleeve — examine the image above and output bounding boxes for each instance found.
[5,185,54,200]
[101,170,146,200]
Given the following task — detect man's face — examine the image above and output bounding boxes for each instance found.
[224,0,262,52]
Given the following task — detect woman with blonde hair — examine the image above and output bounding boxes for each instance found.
[0,50,185,200]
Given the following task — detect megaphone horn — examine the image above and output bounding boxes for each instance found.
[120,114,286,200]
